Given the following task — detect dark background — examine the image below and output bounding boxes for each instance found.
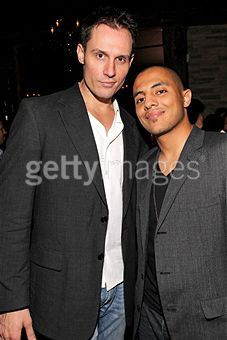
[1,0,227,126]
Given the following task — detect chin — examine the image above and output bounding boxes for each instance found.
[99,89,116,100]
[143,125,161,136]
[147,126,167,137]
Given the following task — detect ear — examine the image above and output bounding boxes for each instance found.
[77,43,85,65]
[183,89,192,108]
[129,54,134,67]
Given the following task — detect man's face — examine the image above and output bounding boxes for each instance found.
[133,67,191,137]
[77,24,133,102]
[0,122,7,145]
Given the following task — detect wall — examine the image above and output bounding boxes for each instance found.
[187,24,227,116]
[134,26,164,68]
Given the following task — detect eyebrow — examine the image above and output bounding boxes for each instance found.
[134,81,169,98]
[91,49,131,60]
[151,81,168,88]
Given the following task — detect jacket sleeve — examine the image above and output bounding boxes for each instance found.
[0,99,41,312]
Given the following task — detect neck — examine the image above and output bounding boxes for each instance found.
[78,80,115,132]
[156,121,193,175]
[79,80,113,109]
[157,122,192,160]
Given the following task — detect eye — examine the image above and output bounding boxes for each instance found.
[96,52,105,60]
[116,56,127,64]
[156,89,167,95]
[135,97,145,105]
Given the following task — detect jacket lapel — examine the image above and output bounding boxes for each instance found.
[137,149,158,254]
[121,110,140,218]
[157,126,205,230]
[137,126,205,253]
[57,84,107,206]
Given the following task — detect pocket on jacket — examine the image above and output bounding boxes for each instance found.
[175,194,221,212]
[30,244,62,271]
[201,296,227,320]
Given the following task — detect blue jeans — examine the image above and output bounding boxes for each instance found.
[90,282,125,340]
[137,302,170,340]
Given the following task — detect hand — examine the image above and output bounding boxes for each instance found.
[0,308,36,340]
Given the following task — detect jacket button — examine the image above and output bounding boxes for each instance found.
[166,304,177,312]
[98,253,104,260]
[166,307,177,311]
[101,216,108,223]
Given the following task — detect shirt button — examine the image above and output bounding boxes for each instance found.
[98,253,104,260]
[100,216,108,223]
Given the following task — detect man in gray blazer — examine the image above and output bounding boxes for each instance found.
[133,65,227,339]
[0,7,144,340]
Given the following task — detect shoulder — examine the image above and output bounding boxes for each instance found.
[14,85,81,127]
[202,130,227,173]
[20,85,79,109]
[203,130,227,150]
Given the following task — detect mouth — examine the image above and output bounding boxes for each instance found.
[100,81,116,88]
[145,110,164,122]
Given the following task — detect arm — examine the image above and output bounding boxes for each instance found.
[0,99,41,336]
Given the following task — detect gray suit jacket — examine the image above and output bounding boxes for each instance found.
[0,84,144,339]
[134,127,227,339]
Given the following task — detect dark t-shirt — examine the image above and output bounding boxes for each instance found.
[143,165,170,314]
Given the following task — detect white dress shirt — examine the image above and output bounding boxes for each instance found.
[88,100,124,290]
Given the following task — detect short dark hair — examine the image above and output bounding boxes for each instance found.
[79,6,138,55]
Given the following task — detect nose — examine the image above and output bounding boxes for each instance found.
[144,94,158,110]
[104,60,116,78]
